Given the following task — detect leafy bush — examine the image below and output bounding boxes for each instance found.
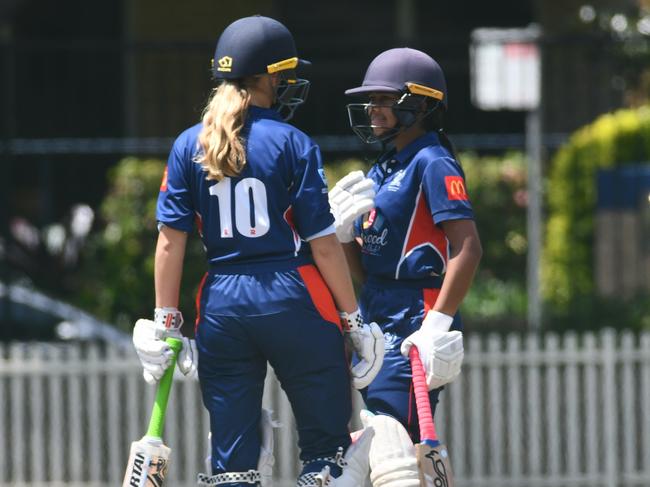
[459,152,529,329]
[461,277,527,331]
[543,106,650,313]
[461,152,528,284]
[73,158,206,332]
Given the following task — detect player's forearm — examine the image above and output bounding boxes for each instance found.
[309,233,358,314]
[433,233,482,316]
[343,240,366,285]
[154,225,188,308]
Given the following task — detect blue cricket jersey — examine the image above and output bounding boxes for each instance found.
[355,132,474,281]
[156,106,334,269]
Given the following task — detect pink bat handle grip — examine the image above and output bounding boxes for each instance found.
[410,346,437,442]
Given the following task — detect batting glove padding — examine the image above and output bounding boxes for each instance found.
[400,310,464,391]
[328,170,375,243]
[341,309,385,390]
[132,307,198,385]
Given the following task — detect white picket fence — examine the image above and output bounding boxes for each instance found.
[1,329,649,487]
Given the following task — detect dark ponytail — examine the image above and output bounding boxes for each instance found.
[421,101,461,164]
[438,129,460,163]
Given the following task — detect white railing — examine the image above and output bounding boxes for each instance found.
[1,329,649,487]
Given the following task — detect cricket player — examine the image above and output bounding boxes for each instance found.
[131,15,383,487]
[330,48,483,486]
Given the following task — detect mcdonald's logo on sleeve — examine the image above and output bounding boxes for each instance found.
[444,176,468,201]
[160,166,169,191]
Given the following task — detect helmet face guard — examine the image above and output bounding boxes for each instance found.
[346,101,400,144]
[346,90,439,144]
[273,67,310,121]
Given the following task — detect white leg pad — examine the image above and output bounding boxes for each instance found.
[205,432,212,476]
[258,408,279,487]
[202,408,280,486]
[332,426,374,487]
[362,412,420,487]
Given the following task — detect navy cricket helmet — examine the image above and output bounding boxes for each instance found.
[345,48,447,143]
[212,15,311,120]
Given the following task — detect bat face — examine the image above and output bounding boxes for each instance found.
[409,347,455,487]
[416,443,454,487]
[122,437,171,487]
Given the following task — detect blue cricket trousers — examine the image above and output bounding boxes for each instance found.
[195,261,352,484]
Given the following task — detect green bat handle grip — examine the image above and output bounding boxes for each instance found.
[146,337,183,439]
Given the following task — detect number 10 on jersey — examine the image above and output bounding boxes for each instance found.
[209,177,270,238]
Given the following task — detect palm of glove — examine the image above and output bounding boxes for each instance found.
[400,311,464,390]
[341,310,385,389]
[346,323,385,389]
[328,170,375,243]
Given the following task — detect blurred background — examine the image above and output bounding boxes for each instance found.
[1,0,650,486]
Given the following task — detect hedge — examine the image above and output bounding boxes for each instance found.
[542,105,650,311]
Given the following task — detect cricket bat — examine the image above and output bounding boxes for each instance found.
[122,337,183,487]
[409,346,455,487]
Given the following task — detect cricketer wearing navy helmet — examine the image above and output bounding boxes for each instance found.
[134,14,383,487]
[330,48,482,460]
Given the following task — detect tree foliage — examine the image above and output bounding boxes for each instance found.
[543,106,650,308]
[73,158,206,331]
[542,105,650,329]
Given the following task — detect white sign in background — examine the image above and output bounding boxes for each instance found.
[471,40,540,111]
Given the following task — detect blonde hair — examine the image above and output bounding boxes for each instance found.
[195,80,253,181]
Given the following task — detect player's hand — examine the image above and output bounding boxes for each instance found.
[341,309,385,389]
[400,310,464,390]
[328,170,375,243]
[132,307,198,384]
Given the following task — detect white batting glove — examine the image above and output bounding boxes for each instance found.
[328,170,375,243]
[132,307,198,385]
[400,310,464,390]
[341,309,385,389]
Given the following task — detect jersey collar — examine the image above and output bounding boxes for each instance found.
[248,105,284,122]
[377,131,440,173]
[392,131,440,165]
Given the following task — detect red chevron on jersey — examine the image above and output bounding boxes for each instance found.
[396,188,448,279]
[444,175,468,201]
[283,206,301,256]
